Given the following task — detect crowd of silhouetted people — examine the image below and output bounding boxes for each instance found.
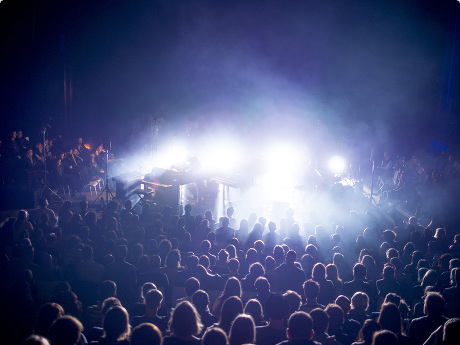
[374,149,460,228]
[0,129,108,195]
[1,192,460,345]
[2,125,460,345]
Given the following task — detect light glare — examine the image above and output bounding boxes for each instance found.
[265,143,305,174]
[201,142,241,172]
[156,142,188,168]
[328,155,345,174]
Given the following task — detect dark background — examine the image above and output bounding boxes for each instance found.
[1,0,459,155]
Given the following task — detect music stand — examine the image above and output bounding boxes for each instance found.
[92,142,114,208]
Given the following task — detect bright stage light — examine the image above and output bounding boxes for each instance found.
[170,144,188,163]
[156,142,188,168]
[328,155,345,175]
[201,142,241,172]
[257,142,306,201]
[264,142,305,174]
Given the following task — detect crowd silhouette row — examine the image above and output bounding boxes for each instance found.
[1,195,460,345]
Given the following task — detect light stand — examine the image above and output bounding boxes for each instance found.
[38,124,63,206]
[368,149,379,206]
[92,142,114,208]
[151,117,160,166]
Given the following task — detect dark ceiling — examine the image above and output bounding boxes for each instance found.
[0,0,459,152]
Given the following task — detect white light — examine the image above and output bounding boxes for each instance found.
[170,144,188,163]
[328,155,345,175]
[201,142,241,173]
[264,142,305,176]
[157,142,188,168]
[261,172,293,201]
[258,142,306,201]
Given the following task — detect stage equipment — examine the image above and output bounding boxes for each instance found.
[133,187,156,208]
[112,171,145,200]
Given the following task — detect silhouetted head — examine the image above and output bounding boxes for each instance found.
[168,301,203,338]
[48,316,83,345]
[130,323,162,345]
[265,294,289,321]
[229,314,255,345]
[287,311,313,341]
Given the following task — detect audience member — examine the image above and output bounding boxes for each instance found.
[351,320,381,345]
[422,318,460,345]
[229,314,256,345]
[408,292,447,345]
[22,335,51,345]
[201,327,228,345]
[377,303,408,345]
[244,299,267,327]
[131,289,167,333]
[96,306,130,345]
[104,245,137,308]
[130,323,163,345]
[84,280,117,329]
[371,330,399,345]
[276,250,306,295]
[325,303,355,345]
[300,280,325,313]
[212,277,242,316]
[192,289,218,333]
[310,308,342,345]
[212,296,243,336]
[164,301,202,345]
[33,303,65,338]
[256,294,290,345]
[312,263,336,306]
[348,292,370,326]
[48,315,84,345]
[277,311,317,345]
